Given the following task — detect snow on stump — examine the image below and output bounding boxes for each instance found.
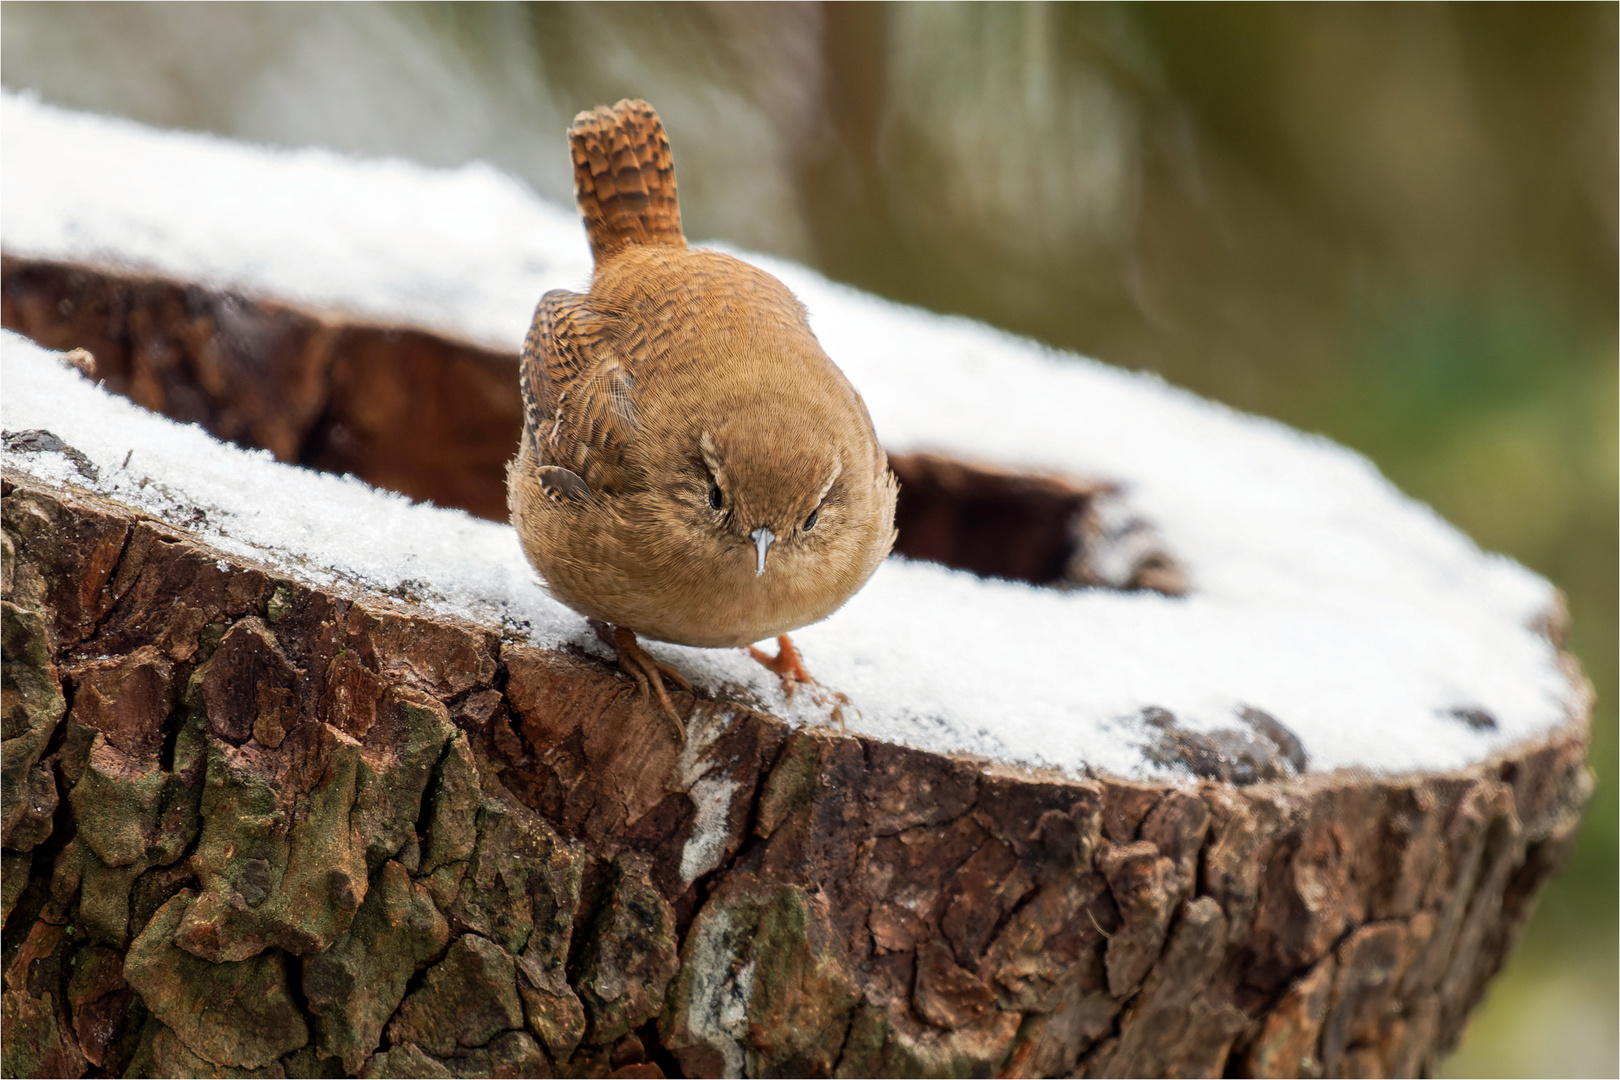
[0,96,1595,1079]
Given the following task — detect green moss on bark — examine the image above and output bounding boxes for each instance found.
[123,893,309,1070]
[303,861,448,1074]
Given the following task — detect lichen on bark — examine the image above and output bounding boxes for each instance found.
[664,874,859,1078]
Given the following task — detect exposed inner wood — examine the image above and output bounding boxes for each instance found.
[0,255,1183,594]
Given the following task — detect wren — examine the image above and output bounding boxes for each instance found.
[507,99,898,738]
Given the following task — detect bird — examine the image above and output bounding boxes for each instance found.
[506,99,898,740]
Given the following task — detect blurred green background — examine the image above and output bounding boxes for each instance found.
[3,3,1613,1073]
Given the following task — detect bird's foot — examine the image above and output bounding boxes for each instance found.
[747,635,850,732]
[594,621,690,741]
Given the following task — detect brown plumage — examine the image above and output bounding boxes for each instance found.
[507,99,898,738]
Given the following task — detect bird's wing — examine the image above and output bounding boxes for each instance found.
[520,288,641,498]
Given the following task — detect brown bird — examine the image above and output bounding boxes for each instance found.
[507,99,898,739]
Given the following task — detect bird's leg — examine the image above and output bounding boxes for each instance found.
[748,634,814,685]
[592,621,689,741]
[747,634,850,731]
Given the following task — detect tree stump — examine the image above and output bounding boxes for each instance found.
[0,342,1594,1079]
[0,95,1595,1079]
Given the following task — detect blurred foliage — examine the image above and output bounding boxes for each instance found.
[3,2,1614,1073]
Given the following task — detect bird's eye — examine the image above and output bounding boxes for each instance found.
[804,508,819,530]
[709,483,723,510]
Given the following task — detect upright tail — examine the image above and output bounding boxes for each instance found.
[569,99,685,263]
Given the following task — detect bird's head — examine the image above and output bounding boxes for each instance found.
[694,419,849,578]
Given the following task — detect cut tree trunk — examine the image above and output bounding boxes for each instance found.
[0,468,1593,1079]
[0,254,1596,1078]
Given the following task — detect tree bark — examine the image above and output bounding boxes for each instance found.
[0,470,1592,1079]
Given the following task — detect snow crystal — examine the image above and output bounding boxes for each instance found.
[0,93,1580,780]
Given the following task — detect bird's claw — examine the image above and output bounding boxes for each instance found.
[748,635,850,732]
[597,622,688,741]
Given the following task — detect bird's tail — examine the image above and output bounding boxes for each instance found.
[569,99,686,263]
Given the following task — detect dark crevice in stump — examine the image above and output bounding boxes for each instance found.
[2,255,1184,595]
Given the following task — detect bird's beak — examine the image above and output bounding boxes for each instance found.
[750,527,775,576]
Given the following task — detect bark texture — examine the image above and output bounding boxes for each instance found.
[0,472,1593,1079]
